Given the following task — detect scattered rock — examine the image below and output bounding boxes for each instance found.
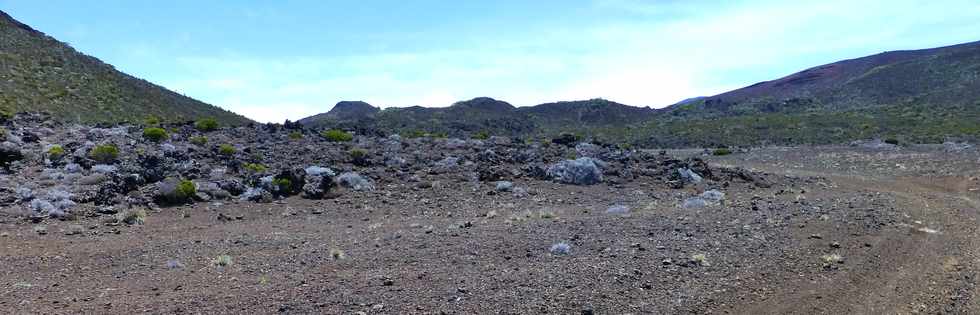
[547,158,603,185]
[550,242,572,255]
[495,181,514,192]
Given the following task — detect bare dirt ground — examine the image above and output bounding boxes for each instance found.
[2,145,979,314]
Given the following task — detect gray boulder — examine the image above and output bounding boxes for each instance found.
[546,158,603,185]
[336,172,374,191]
[0,142,23,167]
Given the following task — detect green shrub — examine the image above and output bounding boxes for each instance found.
[195,118,219,132]
[272,178,292,193]
[350,148,369,166]
[0,128,6,141]
[190,136,208,146]
[403,130,427,138]
[350,148,367,160]
[213,255,233,267]
[89,144,120,163]
[472,131,490,140]
[218,144,236,156]
[176,180,196,200]
[288,131,303,140]
[142,127,168,142]
[244,163,267,173]
[321,129,353,142]
[712,148,733,156]
[0,109,13,122]
[47,145,65,159]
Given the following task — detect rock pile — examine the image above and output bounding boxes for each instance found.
[0,112,770,222]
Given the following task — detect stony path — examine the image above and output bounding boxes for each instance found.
[726,161,980,314]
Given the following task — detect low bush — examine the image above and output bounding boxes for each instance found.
[321,129,353,142]
[218,144,236,156]
[195,118,219,132]
[472,131,490,140]
[244,163,267,173]
[142,127,168,143]
[47,145,65,159]
[350,148,369,166]
[712,148,733,156]
[0,109,13,122]
[288,131,303,140]
[89,144,119,163]
[272,178,292,193]
[190,136,208,145]
[176,179,196,200]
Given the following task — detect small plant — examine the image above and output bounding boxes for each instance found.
[47,145,65,159]
[288,131,303,140]
[176,180,196,200]
[691,253,710,266]
[118,209,147,225]
[195,117,219,132]
[0,109,13,122]
[712,148,733,156]
[213,255,233,267]
[190,136,208,146]
[350,148,369,166]
[272,177,292,193]
[329,248,346,260]
[244,163,268,173]
[0,127,6,141]
[142,127,168,143]
[218,144,236,156]
[321,129,353,142]
[538,209,558,219]
[821,253,844,264]
[403,130,427,138]
[472,130,490,140]
[89,144,120,163]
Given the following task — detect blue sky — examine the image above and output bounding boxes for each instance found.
[2,0,979,122]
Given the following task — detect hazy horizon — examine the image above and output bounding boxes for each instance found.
[2,0,979,122]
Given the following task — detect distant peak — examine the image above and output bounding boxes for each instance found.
[332,101,376,110]
[318,101,379,120]
[450,97,515,111]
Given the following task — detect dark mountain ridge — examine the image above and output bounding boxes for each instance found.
[298,97,657,138]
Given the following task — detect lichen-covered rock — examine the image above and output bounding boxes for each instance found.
[336,172,374,191]
[495,181,514,192]
[241,187,273,203]
[547,158,603,185]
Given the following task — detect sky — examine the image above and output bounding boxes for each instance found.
[2,0,979,123]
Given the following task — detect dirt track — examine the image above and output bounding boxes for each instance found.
[2,146,979,314]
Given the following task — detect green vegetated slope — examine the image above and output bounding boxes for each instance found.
[636,40,980,147]
[0,10,250,125]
